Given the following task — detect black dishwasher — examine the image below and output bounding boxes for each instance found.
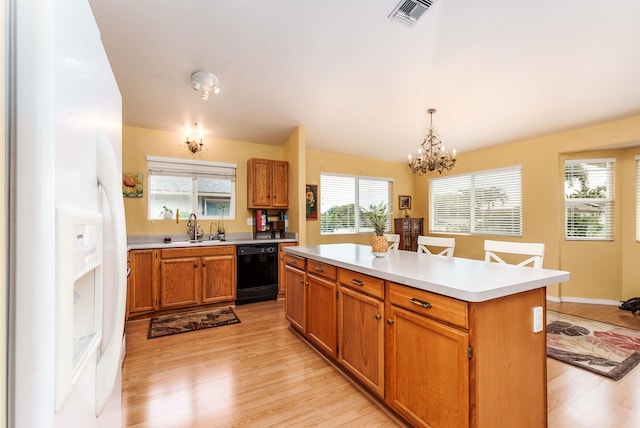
[235,243,279,305]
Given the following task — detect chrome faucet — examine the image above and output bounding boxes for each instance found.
[187,213,202,241]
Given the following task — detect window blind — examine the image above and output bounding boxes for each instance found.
[147,156,236,180]
[320,173,392,235]
[430,166,522,236]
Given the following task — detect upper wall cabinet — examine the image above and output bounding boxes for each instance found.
[247,158,289,209]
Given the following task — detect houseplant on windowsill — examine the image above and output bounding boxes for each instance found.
[160,206,174,219]
[218,205,226,241]
[361,202,389,256]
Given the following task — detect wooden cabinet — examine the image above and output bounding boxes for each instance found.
[284,254,306,331]
[201,246,236,303]
[278,242,298,294]
[159,252,200,308]
[127,249,158,316]
[386,283,469,427]
[338,269,385,397]
[247,158,289,209]
[306,260,337,358]
[158,246,236,310]
[394,217,423,251]
[284,251,549,427]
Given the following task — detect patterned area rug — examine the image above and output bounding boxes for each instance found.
[547,310,640,380]
[148,307,240,339]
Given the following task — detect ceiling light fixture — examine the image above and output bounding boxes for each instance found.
[191,71,220,101]
[408,108,456,175]
[184,123,204,154]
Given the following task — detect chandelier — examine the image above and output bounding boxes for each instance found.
[408,108,456,175]
[184,123,204,154]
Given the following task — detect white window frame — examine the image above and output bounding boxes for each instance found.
[319,172,393,235]
[564,158,614,241]
[147,156,236,220]
[429,166,523,236]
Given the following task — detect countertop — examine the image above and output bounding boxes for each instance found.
[128,233,297,250]
[284,243,570,302]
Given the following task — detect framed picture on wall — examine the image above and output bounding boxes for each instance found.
[306,184,318,219]
[399,195,412,210]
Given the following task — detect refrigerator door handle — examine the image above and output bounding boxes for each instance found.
[95,129,128,416]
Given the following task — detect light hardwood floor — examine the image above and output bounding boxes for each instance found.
[122,299,640,427]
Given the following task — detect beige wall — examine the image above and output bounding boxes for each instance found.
[304,150,416,246]
[414,116,640,302]
[123,115,640,303]
[123,125,286,236]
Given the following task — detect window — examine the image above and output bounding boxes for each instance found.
[320,173,392,235]
[565,158,614,240]
[147,156,236,220]
[430,166,522,236]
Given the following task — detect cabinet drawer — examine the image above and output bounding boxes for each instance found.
[389,282,468,329]
[338,269,384,300]
[307,260,337,281]
[284,253,306,270]
[160,245,235,259]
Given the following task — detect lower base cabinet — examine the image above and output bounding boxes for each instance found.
[338,285,384,397]
[386,304,469,427]
[285,255,548,428]
[127,245,236,318]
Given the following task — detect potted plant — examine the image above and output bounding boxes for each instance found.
[361,202,389,254]
[160,206,174,219]
[218,205,226,240]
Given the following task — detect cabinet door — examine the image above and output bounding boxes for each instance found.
[159,257,199,308]
[201,253,235,303]
[285,264,306,331]
[248,158,272,208]
[386,305,469,428]
[338,286,384,397]
[128,249,157,315]
[271,160,289,208]
[278,243,298,294]
[307,274,336,358]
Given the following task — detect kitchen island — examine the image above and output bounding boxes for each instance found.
[283,243,570,428]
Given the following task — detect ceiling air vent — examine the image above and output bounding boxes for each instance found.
[389,0,436,26]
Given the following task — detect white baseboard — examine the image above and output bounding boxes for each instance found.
[546,295,621,306]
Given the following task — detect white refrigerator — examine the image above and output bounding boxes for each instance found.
[9,0,126,426]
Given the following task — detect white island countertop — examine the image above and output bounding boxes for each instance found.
[285,243,570,302]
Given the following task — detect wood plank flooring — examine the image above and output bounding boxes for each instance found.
[122,299,640,427]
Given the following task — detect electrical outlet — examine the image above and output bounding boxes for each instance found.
[247,217,254,226]
[533,306,543,333]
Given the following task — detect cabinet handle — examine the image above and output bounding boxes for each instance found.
[299,280,304,285]
[314,266,324,272]
[351,279,365,286]
[193,262,197,268]
[386,318,394,325]
[375,314,382,320]
[410,297,432,309]
[288,258,297,264]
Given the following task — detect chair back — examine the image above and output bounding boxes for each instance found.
[417,236,455,257]
[384,233,400,250]
[484,240,545,268]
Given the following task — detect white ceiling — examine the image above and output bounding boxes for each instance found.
[88,0,640,162]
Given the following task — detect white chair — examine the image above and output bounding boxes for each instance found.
[484,240,545,268]
[384,233,400,250]
[417,236,455,257]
